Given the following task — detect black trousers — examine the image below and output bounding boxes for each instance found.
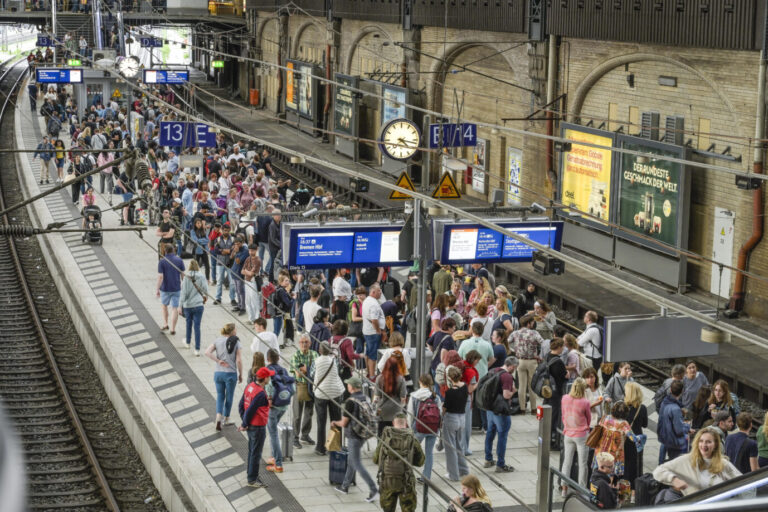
[71,181,81,204]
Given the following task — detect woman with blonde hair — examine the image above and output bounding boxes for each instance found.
[653,427,741,497]
[448,474,492,511]
[204,323,243,431]
[622,381,648,488]
[468,276,491,315]
[560,377,592,491]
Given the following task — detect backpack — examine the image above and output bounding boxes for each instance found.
[261,281,276,319]
[634,473,666,506]
[350,396,376,440]
[331,299,349,323]
[415,395,441,434]
[377,427,417,490]
[270,366,296,407]
[532,357,560,399]
[435,362,447,386]
[475,368,503,411]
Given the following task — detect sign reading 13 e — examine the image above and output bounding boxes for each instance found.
[159,121,216,148]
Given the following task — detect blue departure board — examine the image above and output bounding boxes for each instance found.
[440,221,563,264]
[289,226,410,269]
[36,68,83,83]
[142,69,189,84]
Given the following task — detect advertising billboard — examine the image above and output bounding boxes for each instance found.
[285,61,296,111]
[439,221,563,265]
[297,63,313,118]
[560,124,614,224]
[381,85,407,124]
[334,74,356,136]
[507,147,523,204]
[617,136,687,248]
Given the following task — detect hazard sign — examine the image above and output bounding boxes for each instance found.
[390,171,416,200]
[432,171,461,199]
[112,88,121,98]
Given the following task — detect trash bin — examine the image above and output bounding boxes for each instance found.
[249,88,259,106]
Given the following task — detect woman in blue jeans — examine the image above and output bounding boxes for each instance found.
[180,260,208,356]
[205,323,243,431]
[408,374,442,481]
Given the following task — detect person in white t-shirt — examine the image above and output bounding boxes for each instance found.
[362,283,387,378]
[251,317,280,356]
[302,284,322,332]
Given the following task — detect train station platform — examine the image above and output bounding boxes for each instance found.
[14,78,666,512]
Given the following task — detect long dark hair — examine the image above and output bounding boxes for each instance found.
[381,356,402,396]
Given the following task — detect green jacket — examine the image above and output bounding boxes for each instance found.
[373,427,425,491]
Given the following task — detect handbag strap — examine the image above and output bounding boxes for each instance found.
[629,405,641,429]
[187,273,207,302]
[314,359,335,388]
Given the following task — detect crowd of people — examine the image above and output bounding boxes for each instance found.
[27,73,764,512]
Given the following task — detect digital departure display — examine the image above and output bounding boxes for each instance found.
[36,68,83,83]
[289,226,410,269]
[142,69,189,84]
[441,221,563,264]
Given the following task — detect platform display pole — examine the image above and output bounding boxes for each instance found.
[51,0,57,64]
[413,197,424,376]
[536,405,552,511]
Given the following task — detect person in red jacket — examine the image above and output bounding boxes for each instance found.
[239,366,273,488]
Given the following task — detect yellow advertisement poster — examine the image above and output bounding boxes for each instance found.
[286,61,296,110]
[561,129,613,222]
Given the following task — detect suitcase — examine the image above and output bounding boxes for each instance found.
[279,422,294,462]
[635,472,665,506]
[329,449,352,485]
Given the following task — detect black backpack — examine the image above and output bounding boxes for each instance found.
[475,368,503,411]
[634,473,667,506]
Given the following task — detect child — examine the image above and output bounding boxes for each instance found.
[590,452,618,509]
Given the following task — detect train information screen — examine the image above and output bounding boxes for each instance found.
[36,68,83,83]
[142,69,189,84]
[289,226,410,269]
[440,221,563,264]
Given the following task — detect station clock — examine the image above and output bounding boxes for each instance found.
[379,118,421,161]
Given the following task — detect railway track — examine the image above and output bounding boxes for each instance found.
[0,63,166,510]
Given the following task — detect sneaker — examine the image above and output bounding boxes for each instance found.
[215,420,221,432]
[314,448,327,456]
[213,299,221,305]
[334,485,349,495]
[495,465,515,473]
[483,460,495,468]
[266,464,283,473]
[194,350,200,357]
[266,458,275,465]
[230,299,238,306]
[46,180,50,184]
[301,435,315,445]
[365,491,379,503]
[246,480,267,489]
[39,179,43,184]
[293,439,302,449]
[436,439,444,452]
[184,343,190,349]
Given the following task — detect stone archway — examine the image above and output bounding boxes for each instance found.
[292,20,324,61]
[344,25,398,76]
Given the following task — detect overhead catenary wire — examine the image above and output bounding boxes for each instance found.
[50,44,768,348]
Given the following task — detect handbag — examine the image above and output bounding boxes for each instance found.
[296,382,311,402]
[325,426,342,452]
[308,360,335,400]
[586,423,605,449]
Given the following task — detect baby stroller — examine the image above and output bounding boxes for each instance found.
[82,206,103,245]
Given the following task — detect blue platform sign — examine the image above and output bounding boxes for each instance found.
[428,123,477,148]
[142,69,189,84]
[288,225,411,269]
[36,35,54,47]
[140,37,163,48]
[440,221,564,264]
[36,68,83,84]
[159,122,216,148]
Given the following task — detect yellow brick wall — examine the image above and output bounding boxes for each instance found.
[339,19,403,77]
[563,39,767,315]
[257,12,280,112]
[289,15,325,64]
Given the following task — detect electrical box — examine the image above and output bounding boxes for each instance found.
[532,250,565,275]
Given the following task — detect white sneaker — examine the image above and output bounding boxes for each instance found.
[184,343,190,349]
[194,350,200,356]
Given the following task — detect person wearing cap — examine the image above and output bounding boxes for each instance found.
[238,365,273,489]
[332,376,379,502]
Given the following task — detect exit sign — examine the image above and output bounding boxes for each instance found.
[211,60,225,68]
[67,59,82,66]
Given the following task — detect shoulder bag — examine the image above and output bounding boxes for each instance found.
[180,273,208,318]
[586,419,606,449]
[308,359,335,400]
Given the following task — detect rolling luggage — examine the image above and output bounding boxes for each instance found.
[279,421,294,462]
[635,472,665,506]
[329,449,355,485]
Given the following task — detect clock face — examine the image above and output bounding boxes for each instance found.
[118,56,140,78]
[380,119,420,161]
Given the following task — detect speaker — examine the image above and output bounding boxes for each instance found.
[532,250,565,276]
[490,188,504,206]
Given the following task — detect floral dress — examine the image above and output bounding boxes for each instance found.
[591,415,637,476]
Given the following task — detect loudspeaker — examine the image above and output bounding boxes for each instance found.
[490,188,504,206]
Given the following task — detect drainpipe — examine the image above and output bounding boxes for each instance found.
[322,43,331,142]
[730,47,766,311]
[546,35,557,189]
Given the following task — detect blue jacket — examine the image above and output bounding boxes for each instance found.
[657,395,688,451]
[190,228,209,256]
[34,142,53,161]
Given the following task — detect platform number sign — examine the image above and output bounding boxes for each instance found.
[140,37,163,48]
[159,121,216,148]
[37,35,54,47]
[428,123,477,149]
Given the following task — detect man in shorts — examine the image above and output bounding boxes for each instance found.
[156,244,184,335]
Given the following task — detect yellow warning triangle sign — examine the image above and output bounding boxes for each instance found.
[432,171,461,199]
[390,171,416,200]
[112,88,121,98]
[721,227,726,235]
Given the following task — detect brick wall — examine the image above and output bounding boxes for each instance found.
[257,12,281,112]
[563,39,768,316]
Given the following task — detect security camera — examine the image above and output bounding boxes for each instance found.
[302,208,318,218]
[530,202,546,214]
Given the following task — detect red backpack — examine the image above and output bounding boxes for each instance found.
[261,281,276,319]
[415,394,442,434]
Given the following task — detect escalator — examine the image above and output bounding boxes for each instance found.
[561,466,768,511]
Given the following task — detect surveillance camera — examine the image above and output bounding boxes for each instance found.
[530,202,546,214]
[302,208,318,218]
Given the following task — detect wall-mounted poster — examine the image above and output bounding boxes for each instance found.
[507,147,522,203]
[560,126,614,223]
[471,138,488,193]
[617,137,686,247]
[285,61,296,111]
[297,63,313,118]
[382,85,407,124]
[334,74,356,135]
